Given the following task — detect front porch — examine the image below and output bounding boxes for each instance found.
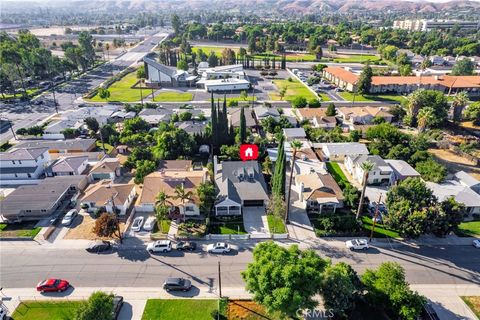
[306,198,340,214]
[215,198,242,216]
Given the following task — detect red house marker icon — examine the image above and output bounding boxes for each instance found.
[239,144,259,161]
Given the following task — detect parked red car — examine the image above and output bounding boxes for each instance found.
[36,279,70,292]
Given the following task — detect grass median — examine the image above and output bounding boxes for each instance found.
[142,299,219,320]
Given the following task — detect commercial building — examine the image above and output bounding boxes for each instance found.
[393,19,479,32]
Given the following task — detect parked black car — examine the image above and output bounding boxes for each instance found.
[163,278,192,292]
[175,241,197,251]
[112,295,124,319]
[86,240,112,253]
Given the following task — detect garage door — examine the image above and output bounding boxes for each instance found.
[243,200,264,207]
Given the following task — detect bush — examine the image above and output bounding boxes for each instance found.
[292,96,308,108]
[308,98,321,108]
[228,100,238,107]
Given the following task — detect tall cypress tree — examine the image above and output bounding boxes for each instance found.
[272,136,285,196]
[211,92,217,150]
[239,107,246,143]
[229,120,235,144]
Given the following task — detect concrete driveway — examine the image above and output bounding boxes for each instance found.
[243,206,269,235]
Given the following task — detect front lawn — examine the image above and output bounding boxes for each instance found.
[361,216,401,239]
[333,55,381,63]
[153,91,193,102]
[462,296,480,318]
[210,222,247,234]
[270,78,317,101]
[338,92,407,104]
[227,299,281,320]
[456,221,480,237]
[88,72,143,102]
[177,221,207,237]
[12,301,83,320]
[326,162,349,186]
[142,299,219,320]
[267,215,286,233]
[0,222,42,238]
[338,92,375,102]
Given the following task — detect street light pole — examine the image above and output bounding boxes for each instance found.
[218,261,222,298]
[369,194,382,242]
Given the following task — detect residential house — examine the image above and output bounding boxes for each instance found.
[213,158,269,216]
[108,110,136,124]
[135,167,207,216]
[60,105,123,126]
[13,139,97,154]
[337,106,393,125]
[1,175,87,222]
[138,108,173,125]
[253,106,280,122]
[158,160,192,171]
[0,147,50,185]
[296,108,337,130]
[426,181,480,218]
[385,159,420,184]
[344,155,393,185]
[229,108,257,128]
[319,142,369,161]
[174,121,207,135]
[88,158,121,182]
[283,127,307,141]
[42,119,84,140]
[295,171,344,213]
[454,171,480,194]
[80,181,136,215]
[47,156,88,177]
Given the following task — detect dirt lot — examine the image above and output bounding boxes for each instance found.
[227,300,276,320]
[428,148,480,179]
[64,212,126,240]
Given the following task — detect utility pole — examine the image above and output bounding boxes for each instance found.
[369,194,382,242]
[218,261,222,298]
[110,194,123,244]
[99,127,106,155]
[7,119,17,140]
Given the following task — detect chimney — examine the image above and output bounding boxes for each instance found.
[213,155,219,176]
[298,182,304,203]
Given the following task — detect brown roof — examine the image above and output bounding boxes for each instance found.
[138,170,206,206]
[158,160,192,171]
[297,108,328,120]
[324,67,359,84]
[81,181,135,207]
[338,106,392,118]
[296,172,344,202]
[90,158,120,174]
[314,116,337,125]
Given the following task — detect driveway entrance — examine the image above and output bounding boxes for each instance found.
[243,206,269,235]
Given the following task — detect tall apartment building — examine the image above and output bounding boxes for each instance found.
[393,19,479,32]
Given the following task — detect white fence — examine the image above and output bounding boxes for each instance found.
[206,233,289,240]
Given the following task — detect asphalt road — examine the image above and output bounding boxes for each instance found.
[1,242,479,289]
[0,32,169,144]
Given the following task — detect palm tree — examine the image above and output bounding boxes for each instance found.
[406,89,425,124]
[452,91,469,123]
[285,139,303,225]
[155,191,171,232]
[356,160,374,220]
[173,184,194,222]
[417,107,435,132]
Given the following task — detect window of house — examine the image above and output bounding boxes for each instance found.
[14,173,18,177]
[12,160,15,164]
[27,173,32,178]
[19,160,22,164]
[41,209,47,212]
[26,210,31,213]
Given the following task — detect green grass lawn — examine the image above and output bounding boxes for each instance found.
[326,162,349,185]
[193,46,239,56]
[193,47,317,62]
[333,55,381,63]
[12,301,83,320]
[338,92,375,102]
[461,296,480,318]
[1,88,40,100]
[153,91,193,102]
[0,224,6,231]
[0,222,42,238]
[361,216,401,239]
[456,221,480,237]
[267,215,287,233]
[142,299,219,320]
[339,92,407,104]
[95,140,114,153]
[210,222,247,234]
[318,92,331,102]
[88,72,143,102]
[270,78,317,101]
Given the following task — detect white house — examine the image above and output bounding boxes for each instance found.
[337,106,393,125]
[80,181,136,215]
[295,171,344,213]
[344,155,393,185]
[385,159,420,185]
[454,171,480,194]
[43,120,84,140]
[426,181,480,218]
[0,147,50,185]
[88,158,121,182]
[319,142,369,161]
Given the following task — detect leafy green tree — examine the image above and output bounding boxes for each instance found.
[92,213,121,238]
[464,102,480,125]
[308,99,321,108]
[75,291,114,320]
[84,117,99,133]
[417,107,435,132]
[197,181,216,215]
[278,86,287,101]
[292,96,307,108]
[240,90,248,101]
[326,103,336,116]
[415,159,446,183]
[357,64,372,94]
[321,262,361,318]
[242,242,329,318]
[207,51,218,67]
[177,59,188,71]
[451,58,475,76]
[171,14,181,35]
[173,184,194,221]
[429,197,465,236]
[98,88,110,100]
[153,128,196,160]
[179,111,192,121]
[361,262,425,320]
[134,159,156,184]
[0,46,27,96]
[452,91,469,123]
[136,65,146,79]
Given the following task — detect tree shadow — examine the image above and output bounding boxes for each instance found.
[116,237,150,262]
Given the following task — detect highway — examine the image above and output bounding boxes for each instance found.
[1,241,479,290]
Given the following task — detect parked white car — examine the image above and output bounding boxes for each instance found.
[61,209,78,226]
[147,240,172,253]
[473,239,480,248]
[345,239,369,251]
[143,216,156,231]
[207,242,231,254]
[131,217,144,232]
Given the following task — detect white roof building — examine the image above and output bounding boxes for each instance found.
[426,181,480,215]
[318,142,369,161]
[283,128,307,141]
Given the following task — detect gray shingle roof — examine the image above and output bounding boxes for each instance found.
[51,156,88,173]
[351,155,390,171]
[229,108,256,127]
[0,147,49,161]
[13,139,96,152]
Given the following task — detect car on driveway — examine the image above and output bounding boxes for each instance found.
[112,295,124,319]
[207,242,231,254]
[61,209,78,226]
[131,217,144,232]
[86,240,112,253]
[147,240,172,253]
[163,277,192,292]
[176,241,197,251]
[345,239,369,251]
[473,239,480,248]
[36,278,70,293]
[143,216,156,231]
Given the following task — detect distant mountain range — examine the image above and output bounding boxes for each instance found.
[3,0,480,14]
